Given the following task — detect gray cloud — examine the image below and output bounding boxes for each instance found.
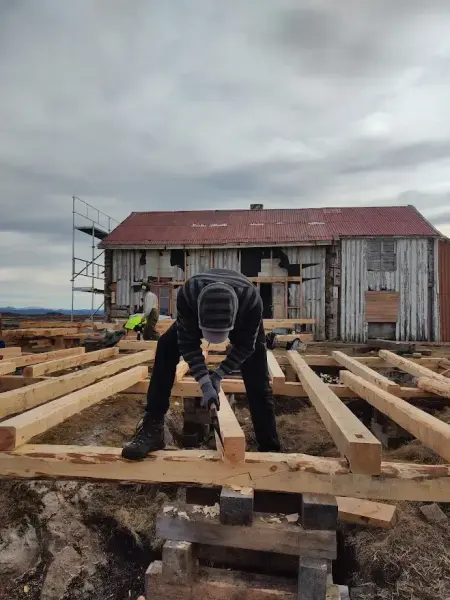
[2,0,450,308]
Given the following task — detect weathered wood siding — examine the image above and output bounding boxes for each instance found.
[340,238,438,342]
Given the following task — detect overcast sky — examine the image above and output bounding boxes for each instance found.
[2,1,450,309]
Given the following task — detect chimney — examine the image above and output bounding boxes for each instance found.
[250,204,264,210]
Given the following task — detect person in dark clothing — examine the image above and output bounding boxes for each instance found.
[122,268,281,460]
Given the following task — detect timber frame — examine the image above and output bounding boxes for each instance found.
[0,337,450,502]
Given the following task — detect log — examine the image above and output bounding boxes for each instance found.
[0,366,148,450]
[287,352,381,475]
[12,347,85,368]
[332,351,400,394]
[1,446,449,501]
[0,362,17,376]
[336,497,397,529]
[416,376,450,399]
[156,504,336,559]
[379,350,450,383]
[23,347,119,376]
[340,371,450,462]
[0,350,154,418]
[216,389,245,462]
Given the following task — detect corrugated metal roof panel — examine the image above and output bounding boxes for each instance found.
[101,205,440,247]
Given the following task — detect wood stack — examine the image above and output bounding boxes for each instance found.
[147,487,344,600]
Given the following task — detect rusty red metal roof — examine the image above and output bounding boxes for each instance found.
[100,205,440,247]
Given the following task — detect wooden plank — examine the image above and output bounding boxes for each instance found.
[266,351,285,392]
[0,349,154,419]
[23,347,119,377]
[12,347,85,368]
[365,291,399,323]
[0,377,48,392]
[0,347,22,359]
[118,340,228,352]
[332,351,400,394]
[216,389,245,462]
[0,366,148,450]
[1,446,450,501]
[20,321,85,329]
[336,497,397,529]
[341,371,450,462]
[379,350,450,383]
[416,376,450,399]
[146,562,298,600]
[287,352,381,475]
[263,319,315,329]
[279,354,443,369]
[156,505,336,559]
[3,328,79,338]
[0,362,17,376]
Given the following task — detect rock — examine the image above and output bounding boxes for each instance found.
[419,503,448,524]
[0,518,39,577]
[40,546,83,600]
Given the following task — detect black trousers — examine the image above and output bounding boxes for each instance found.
[145,322,280,451]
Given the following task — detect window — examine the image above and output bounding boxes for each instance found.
[367,239,396,272]
[158,286,170,316]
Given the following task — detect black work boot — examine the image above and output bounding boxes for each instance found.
[121,414,165,460]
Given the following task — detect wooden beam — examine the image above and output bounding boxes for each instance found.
[263,319,315,329]
[336,497,397,529]
[216,389,245,463]
[0,366,148,450]
[126,377,437,401]
[0,349,154,419]
[287,352,381,475]
[12,347,85,368]
[20,321,85,329]
[416,376,450,399]
[0,446,449,501]
[0,348,22,359]
[23,347,119,377]
[266,351,285,392]
[176,359,190,382]
[379,350,450,383]
[341,371,450,462]
[156,504,336,559]
[0,362,17,376]
[0,377,48,392]
[332,351,401,394]
[3,328,79,338]
[277,354,443,369]
[119,340,228,352]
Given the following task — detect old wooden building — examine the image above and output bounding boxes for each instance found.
[100,205,442,342]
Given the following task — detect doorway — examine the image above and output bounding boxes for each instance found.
[259,283,273,318]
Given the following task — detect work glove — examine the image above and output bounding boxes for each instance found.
[209,370,222,395]
[200,378,220,411]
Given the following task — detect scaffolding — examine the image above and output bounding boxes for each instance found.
[71,196,119,321]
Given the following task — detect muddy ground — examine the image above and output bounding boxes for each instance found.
[0,371,449,600]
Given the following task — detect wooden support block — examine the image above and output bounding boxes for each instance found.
[0,362,17,376]
[379,350,450,383]
[220,487,254,526]
[3,446,450,502]
[216,389,245,463]
[301,494,338,531]
[0,366,148,450]
[416,376,450,399]
[12,347,85,369]
[419,503,448,524]
[287,352,381,476]
[297,557,327,600]
[162,540,197,584]
[340,371,450,462]
[156,504,336,559]
[197,545,298,576]
[0,349,155,419]
[22,347,119,376]
[336,497,397,529]
[267,351,285,392]
[332,351,400,395]
[146,561,298,600]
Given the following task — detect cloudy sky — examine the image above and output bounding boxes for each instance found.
[2,0,450,309]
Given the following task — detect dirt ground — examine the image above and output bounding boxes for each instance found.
[0,369,449,599]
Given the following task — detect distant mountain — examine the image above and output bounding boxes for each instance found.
[0,307,104,315]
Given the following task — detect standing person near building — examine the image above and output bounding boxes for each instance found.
[142,282,160,341]
[122,268,281,460]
